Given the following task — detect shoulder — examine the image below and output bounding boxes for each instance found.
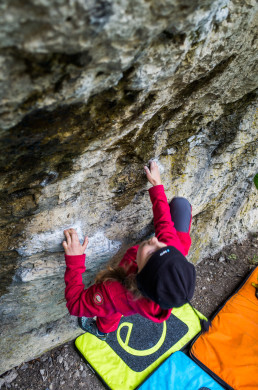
[119,245,139,268]
[104,280,134,309]
[104,280,127,296]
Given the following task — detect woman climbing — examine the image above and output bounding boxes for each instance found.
[63,161,195,340]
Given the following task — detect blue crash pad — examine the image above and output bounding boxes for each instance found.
[138,351,224,390]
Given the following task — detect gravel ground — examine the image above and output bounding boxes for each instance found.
[1,233,257,390]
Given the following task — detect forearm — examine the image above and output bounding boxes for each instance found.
[149,185,186,254]
[149,185,177,239]
[64,254,87,315]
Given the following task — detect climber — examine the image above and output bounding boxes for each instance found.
[63,161,196,341]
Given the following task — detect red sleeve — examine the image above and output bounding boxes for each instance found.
[176,231,191,256]
[119,245,139,268]
[149,185,190,256]
[64,254,116,318]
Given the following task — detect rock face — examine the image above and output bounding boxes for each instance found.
[0,0,257,375]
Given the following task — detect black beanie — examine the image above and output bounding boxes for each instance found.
[136,246,196,309]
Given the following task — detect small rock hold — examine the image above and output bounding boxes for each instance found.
[40,369,48,382]
[167,147,177,155]
[64,361,69,371]
[57,356,63,364]
[48,357,53,366]
[3,370,18,384]
[74,370,80,379]
[20,363,29,370]
[219,256,225,262]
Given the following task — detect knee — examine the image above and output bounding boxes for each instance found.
[169,197,192,233]
[170,197,191,211]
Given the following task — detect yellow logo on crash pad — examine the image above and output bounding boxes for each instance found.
[117,321,167,356]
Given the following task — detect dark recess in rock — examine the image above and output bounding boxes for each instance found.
[209,90,258,157]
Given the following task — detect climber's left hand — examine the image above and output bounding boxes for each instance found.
[63,228,88,256]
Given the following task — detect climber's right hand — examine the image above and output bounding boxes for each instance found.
[144,160,162,186]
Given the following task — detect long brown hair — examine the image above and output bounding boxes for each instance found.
[95,264,143,300]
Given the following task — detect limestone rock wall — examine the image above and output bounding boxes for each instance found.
[0,0,257,374]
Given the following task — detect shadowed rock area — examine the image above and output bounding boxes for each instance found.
[0,0,257,375]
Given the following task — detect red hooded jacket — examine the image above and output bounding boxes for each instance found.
[64,185,191,333]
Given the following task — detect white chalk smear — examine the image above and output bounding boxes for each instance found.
[148,158,165,174]
[17,223,121,264]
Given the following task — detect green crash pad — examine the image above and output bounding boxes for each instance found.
[75,304,205,390]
